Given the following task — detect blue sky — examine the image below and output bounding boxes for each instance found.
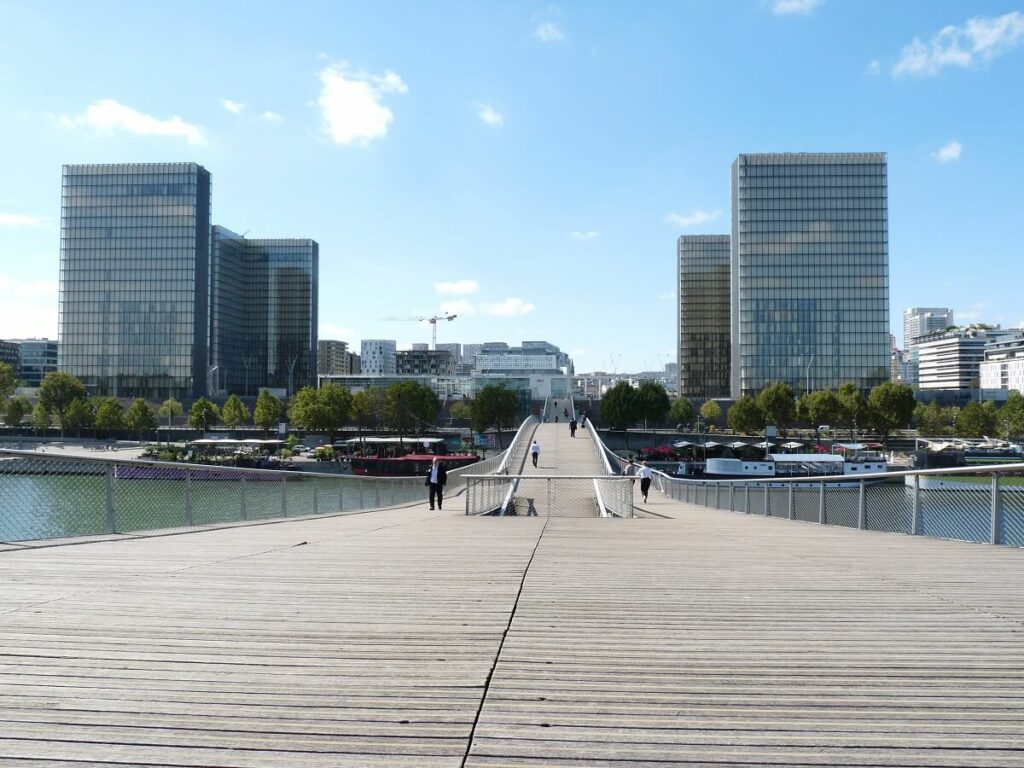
[1,0,1022,373]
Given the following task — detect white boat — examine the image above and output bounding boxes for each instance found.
[704,447,887,487]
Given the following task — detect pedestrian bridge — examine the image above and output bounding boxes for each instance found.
[2,421,1024,766]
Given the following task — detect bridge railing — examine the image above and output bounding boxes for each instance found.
[657,463,1024,548]
[464,474,634,518]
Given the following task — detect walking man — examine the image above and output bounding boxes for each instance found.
[569,418,577,438]
[530,439,540,468]
[425,457,447,510]
[637,460,653,503]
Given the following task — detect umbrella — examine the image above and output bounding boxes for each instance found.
[672,440,693,448]
[702,440,721,448]
[728,441,748,449]
[754,441,775,449]
[781,441,804,449]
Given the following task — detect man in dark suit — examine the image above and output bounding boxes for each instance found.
[425,457,448,510]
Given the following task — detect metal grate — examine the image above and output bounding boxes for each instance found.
[823,485,859,528]
[465,475,633,518]
[866,482,913,534]
[1002,486,1024,548]
[919,483,991,543]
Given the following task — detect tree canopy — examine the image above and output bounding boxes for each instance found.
[64,398,95,435]
[253,389,283,434]
[997,391,1024,440]
[125,398,158,436]
[384,381,438,436]
[221,394,251,430]
[599,382,640,431]
[866,382,915,444]
[38,371,87,435]
[669,397,694,427]
[188,398,221,431]
[797,389,840,432]
[756,381,795,433]
[3,395,31,427]
[352,388,386,433]
[699,400,722,423]
[288,384,353,439]
[0,361,16,403]
[158,397,183,427]
[471,384,520,445]
[727,396,763,435]
[836,382,866,440]
[636,381,671,429]
[93,397,125,435]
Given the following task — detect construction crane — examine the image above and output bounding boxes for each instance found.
[380,313,458,350]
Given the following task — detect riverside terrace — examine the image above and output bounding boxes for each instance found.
[0,422,1023,765]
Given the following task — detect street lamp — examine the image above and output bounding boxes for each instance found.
[207,366,219,397]
[805,353,815,396]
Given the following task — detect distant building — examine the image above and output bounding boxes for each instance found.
[410,343,429,352]
[361,340,397,376]
[730,153,890,397]
[903,307,954,385]
[980,331,1024,394]
[347,353,361,374]
[462,344,483,365]
[678,235,730,398]
[396,349,456,377]
[917,327,1014,392]
[318,340,352,375]
[11,339,58,387]
[435,343,461,363]
[0,340,20,379]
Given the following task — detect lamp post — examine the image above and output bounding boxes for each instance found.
[805,353,815,396]
[207,366,219,397]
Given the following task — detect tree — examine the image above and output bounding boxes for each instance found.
[93,397,125,437]
[449,400,473,422]
[636,381,671,432]
[956,401,997,438]
[188,398,221,431]
[599,382,640,431]
[289,384,353,440]
[253,389,283,435]
[915,401,955,437]
[0,361,16,403]
[4,395,31,427]
[669,397,694,428]
[125,398,158,438]
[38,371,87,435]
[757,381,795,434]
[699,400,722,424]
[836,382,866,440]
[352,388,386,435]
[158,397,183,429]
[866,382,915,445]
[798,389,840,436]
[30,402,50,433]
[384,381,438,436]
[471,384,520,448]
[728,396,763,435]
[997,391,1024,440]
[64,398,95,436]
[221,394,251,433]
[319,383,354,441]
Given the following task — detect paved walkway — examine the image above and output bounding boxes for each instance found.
[2,491,1023,766]
[512,422,607,517]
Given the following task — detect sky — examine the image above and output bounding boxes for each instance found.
[0,0,1022,373]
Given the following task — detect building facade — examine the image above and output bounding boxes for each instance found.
[980,332,1024,394]
[435,343,461,363]
[11,339,58,387]
[730,153,890,397]
[0,341,20,380]
[209,227,318,396]
[360,340,397,376]
[59,163,211,399]
[917,328,1013,391]
[902,307,954,385]
[677,235,730,398]
[396,349,456,376]
[318,340,351,375]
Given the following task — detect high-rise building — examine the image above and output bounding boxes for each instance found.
[918,327,1014,391]
[209,226,318,396]
[730,153,890,397]
[318,340,351,375]
[677,235,730,398]
[361,340,397,376]
[902,307,954,385]
[980,331,1024,394]
[0,341,20,378]
[435,343,461,363]
[59,163,211,400]
[396,349,456,376]
[10,339,59,388]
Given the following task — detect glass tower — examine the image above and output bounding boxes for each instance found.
[210,227,318,396]
[730,153,890,398]
[677,235,730,398]
[59,163,211,400]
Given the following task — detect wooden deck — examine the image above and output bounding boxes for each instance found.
[2,488,1023,765]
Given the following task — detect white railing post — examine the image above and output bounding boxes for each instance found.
[787,484,794,520]
[858,479,867,530]
[184,470,194,526]
[991,473,1002,545]
[911,474,921,535]
[763,484,769,517]
[818,482,825,524]
[313,481,319,516]
[338,481,344,513]
[744,483,750,515]
[281,475,287,517]
[240,475,247,520]
[104,465,116,533]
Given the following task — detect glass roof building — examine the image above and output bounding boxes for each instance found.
[677,235,731,398]
[730,153,890,398]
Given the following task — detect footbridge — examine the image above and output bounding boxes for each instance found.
[2,427,1024,766]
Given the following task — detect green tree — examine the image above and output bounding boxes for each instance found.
[471,384,520,448]
[188,398,221,431]
[449,400,473,422]
[38,371,87,435]
[956,401,997,438]
[30,402,50,433]
[3,395,31,427]
[289,384,353,440]
[915,401,954,437]
[757,381,795,434]
[384,381,438,436]
[636,381,671,432]
[699,399,722,423]
[727,396,763,435]
[669,397,694,428]
[996,391,1024,440]
[599,382,640,431]
[253,389,283,435]
[64,398,95,436]
[836,382,866,440]
[0,361,16,403]
[125,398,158,438]
[352,388,386,435]
[221,394,251,433]
[93,397,125,436]
[866,382,915,445]
[797,389,840,435]
[158,397,183,428]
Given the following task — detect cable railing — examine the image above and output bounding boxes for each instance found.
[658,462,1024,548]
[464,474,634,518]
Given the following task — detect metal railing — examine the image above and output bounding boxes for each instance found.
[659,463,1024,548]
[464,474,634,518]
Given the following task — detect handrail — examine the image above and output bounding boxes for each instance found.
[583,421,621,476]
[496,415,539,475]
[672,461,1024,486]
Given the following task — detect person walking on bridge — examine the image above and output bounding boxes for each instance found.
[530,440,540,468]
[637,460,654,503]
[569,418,577,438]
[425,457,447,510]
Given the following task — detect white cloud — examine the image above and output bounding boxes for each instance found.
[0,275,58,338]
[955,302,990,322]
[0,213,43,227]
[480,297,535,317]
[934,139,962,163]
[260,111,284,123]
[772,0,823,16]
[664,208,723,228]
[865,59,881,75]
[533,21,565,42]
[317,63,407,146]
[434,279,479,295]
[220,99,245,114]
[59,99,206,145]
[319,321,357,341]
[477,104,504,127]
[893,11,1024,77]
[440,299,476,316]
[570,230,600,240]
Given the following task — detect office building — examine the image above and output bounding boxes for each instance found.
[730,153,890,397]
[410,343,429,352]
[980,331,1024,394]
[396,349,456,376]
[903,307,954,384]
[917,327,1014,391]
[361,340,397,376]
[59,163,211,399]
[318,340,351,375]
[0,341,19,379]
[462,344,483,363]
[678,235,730,398]
[435,342,461,363]
[10,339,58,388]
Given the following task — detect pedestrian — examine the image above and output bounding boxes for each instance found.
[554,415,558,423]
[580,411,588,429]
[563,408,568,419]
[424,457,447,510]
[623,458,637,485]
[530,439,540,468]
[569,418,577,437]
[637,460,653,503]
